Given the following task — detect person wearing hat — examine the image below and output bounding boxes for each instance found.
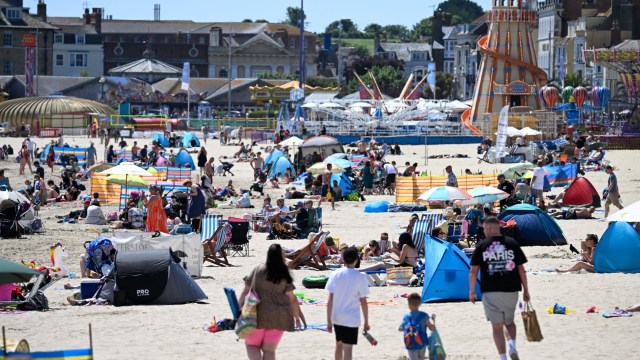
[142,185,168,233]
[184,180,206,233]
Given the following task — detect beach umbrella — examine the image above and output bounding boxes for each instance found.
[464,186,510,205]
[0,258,42,284]
[495,126,523,137]
[520,127,542,136]
[86,163,113,177]
[318,102,344,108]
[598,86,610,108]
[561,86,574,103]
[417,186,472,202]
[279,136,304,147]
[106,174,149,188]
[591,86,600,108]
[502,162,534,179]
[147,167,159,175]
[325,157,353,169]
[101,162,153,176]
[538,86,547,107]
[307,162,345,174]
[573,86,587,108]
[606,200,640,222]
[543,87,559,109]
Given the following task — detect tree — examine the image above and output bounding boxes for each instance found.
[255,19,269,23]
[345,56,405,97]
[342,41,370,57]
[305,76,338,88]
[382,24,410,40]
[436,0,484,25]
[242,19,253,23]
[423,72,455,100]
[363,23,383,38]
[325,19,361,38]
[285,6,302,26]
[412,18,433,41]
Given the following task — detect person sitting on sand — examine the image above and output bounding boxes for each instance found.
[360,232,418,271]
[549,206,596,220]
[55,186,80,202]
[556,234,598,273]
[363,240,382,260]
[547,188,568,208]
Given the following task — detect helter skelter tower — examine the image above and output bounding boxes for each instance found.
[462,0,547,133]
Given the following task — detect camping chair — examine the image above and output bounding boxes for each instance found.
[1,324,94,359]
[203,222,232,266]
[0,271,46,308]
[226,217,251,257]
[413,215,443,255]
[446,221,463,244]
[287,232,330,270]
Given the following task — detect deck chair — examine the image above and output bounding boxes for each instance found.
[202,221,232,266]
[287,232,330,270]
[1,324,93,359]
[413,214,443,255]
[226,217,251,257]
[200,214,222,242]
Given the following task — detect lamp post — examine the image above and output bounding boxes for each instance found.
[98,76,106,102]
[298,0,305,88]
[227,29,234,118]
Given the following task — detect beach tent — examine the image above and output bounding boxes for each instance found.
[269,156,296,179]
[153,133,170,148]
[112,249,207,305]
[180,132,200,148]
[331,173,356,196]
[422,235,481,303]
[296,136,344,167]
[175,149,195,169]
[563,177,601,207]
[497,204,567,246]
[607,200,640,222]
[594,222,640,274]
[263,149,285,170]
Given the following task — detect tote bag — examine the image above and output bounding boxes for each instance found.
[235,272,260,339]
[521,301,543,342]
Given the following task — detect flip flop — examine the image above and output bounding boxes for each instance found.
[586,306,597,313]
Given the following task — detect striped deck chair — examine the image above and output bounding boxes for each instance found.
[203,221,232,266]
[287,232,330,270]
[1,324,93,359]
[413,214,443,254]
[200,214,221,242]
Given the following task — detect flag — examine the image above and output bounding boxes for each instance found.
[495,105,510,158]
[368,71,383,100]
[181,62,190,91]
[558,51,565,82]
[354,72,373,100]
[427,62,436,95]
[407,75,427,100]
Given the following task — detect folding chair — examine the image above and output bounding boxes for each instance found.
[287,232,330,270]
[0,271,46,308]
[200,214,222,242]
[446,221,463,243]
[202,221,232,266]
[413,214,443,255]
[226,217,251,257]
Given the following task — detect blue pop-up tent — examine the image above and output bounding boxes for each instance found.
[175,149,195,169]
[498,204,567,246]
[180,132,200,148]
[268,156,296,179]
[331,173,356,195]
[422,235,481,303]
[594,222,640,273]
[153,133,169,148]
[263,149,285,170]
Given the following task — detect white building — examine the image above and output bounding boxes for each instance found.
[50,17,103,77]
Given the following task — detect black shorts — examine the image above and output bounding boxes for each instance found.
[334,324,358,345]
[386,173,396,185]
[321,184,330,197]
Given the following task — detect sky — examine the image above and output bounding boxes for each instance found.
[28,0,493,33]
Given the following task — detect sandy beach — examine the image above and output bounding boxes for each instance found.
[1,134,639,360]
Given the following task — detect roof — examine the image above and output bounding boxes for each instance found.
[12,75,96,96]
[205,79,269,101]
[108,58,182,75]
[0,96,115,126]
[378,42,432,62]
[152,78,236,97]
[613,40,640,51]
[47,17,99,34]
[0,1,57,29]
[305,91,339,102]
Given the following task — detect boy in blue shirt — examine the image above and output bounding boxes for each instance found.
[399,293,435,360]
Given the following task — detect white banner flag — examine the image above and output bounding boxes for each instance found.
[495,105,510,158]
[181,62,190,91]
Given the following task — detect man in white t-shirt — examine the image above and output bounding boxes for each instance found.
[327,246,370,359]
[383,161,397,189]
[530,160,546,208]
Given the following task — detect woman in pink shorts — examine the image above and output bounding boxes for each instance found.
[240,244,306,359]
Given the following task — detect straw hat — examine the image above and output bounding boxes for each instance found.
[338,243,348,251]
[307,232,318,243]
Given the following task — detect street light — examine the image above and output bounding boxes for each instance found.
[98,76,106,102]
[227,29,234,119]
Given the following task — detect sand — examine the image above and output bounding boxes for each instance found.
[1,134,639,360]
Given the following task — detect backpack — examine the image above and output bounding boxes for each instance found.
[403,312,428,350]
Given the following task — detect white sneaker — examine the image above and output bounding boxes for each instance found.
[509,348,520,360]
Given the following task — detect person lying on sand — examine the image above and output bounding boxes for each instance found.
[359,232,417,271]
[616,304,640,313]
[549,206,596,220]
[556,234,598,273]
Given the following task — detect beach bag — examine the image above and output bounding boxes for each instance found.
[235,271,260,339]
[521,301,543,342]
[387,266,413,286]
[346,192,360,201]
[403,312,428,350]
[428,328,446,360]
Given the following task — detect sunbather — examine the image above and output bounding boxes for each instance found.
[549,206,596,220]
[556,234,597,273]
[360,232,417,271]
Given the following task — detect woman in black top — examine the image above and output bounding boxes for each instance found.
[197,147,207,177]
[106,145,115,163]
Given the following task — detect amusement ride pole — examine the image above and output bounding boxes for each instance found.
[298,0,305,88]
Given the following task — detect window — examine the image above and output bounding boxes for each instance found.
[198,36,206,45]
[303,38,308,49]
[218,69,228,78]
[55,54,63,66]
[6,8,20,19]
[3,60,12,75]
[289,38,295,48]
[69,52,88,67]
[54,33,63,43]
[75,34,85,44]
[3,32,12,47]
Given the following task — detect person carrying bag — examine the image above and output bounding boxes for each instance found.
[521,301,543,342]
[236,273,260,339]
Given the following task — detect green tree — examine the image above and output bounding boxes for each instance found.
[423,72,455,100]
[382,24,410,40]
[325,19,361,38]
[255,19,269,23]
[305,76,338,88]
[363,23,383,38]
[437,0,484,24]
[345,57,405,97]
[342,41,370,57]
[412,17,433,41]
[242,19,253,23]
[285,6,302,26]
[561,73,590,88]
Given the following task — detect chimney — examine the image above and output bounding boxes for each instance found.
[37,0,46,22]
[93,8,102,33]
[84,8,90,25]
[209,27,222,46]
[274,29,288,46]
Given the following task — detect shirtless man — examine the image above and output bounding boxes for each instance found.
[204,157,215,181]
[250,152,264,181]
[320,163,335,210]
[549,206,596,220]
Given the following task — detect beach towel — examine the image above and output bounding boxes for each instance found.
[602,310,633,318]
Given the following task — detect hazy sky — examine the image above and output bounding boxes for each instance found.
[28,0,493,33]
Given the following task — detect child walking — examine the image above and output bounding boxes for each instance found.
[399,293,435,360]
[326,246,370,360]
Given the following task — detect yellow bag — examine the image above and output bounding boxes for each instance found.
[521,301,543,342]
[386,266,413,286]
